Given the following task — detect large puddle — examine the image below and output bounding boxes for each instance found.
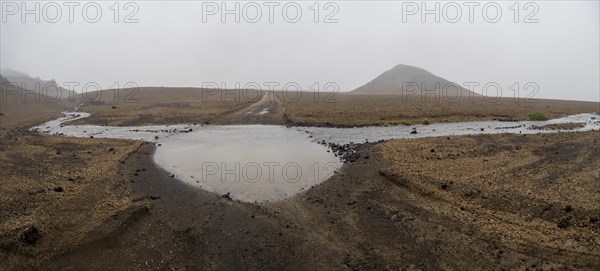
[32,112,600,202]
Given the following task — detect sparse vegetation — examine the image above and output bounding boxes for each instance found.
[528,112,549,121]
[422,118,431,125]
[402,121,412,126]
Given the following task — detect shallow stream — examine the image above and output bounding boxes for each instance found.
[32,112,600,202]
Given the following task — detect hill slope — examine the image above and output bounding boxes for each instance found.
[1,69,74,101]
[0,74,70,128]
[352,64,480,98]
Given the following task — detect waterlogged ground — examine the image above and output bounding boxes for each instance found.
[31,112,600,202]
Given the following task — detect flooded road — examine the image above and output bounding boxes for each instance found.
[32,112,600,202]
[153,125,339,202]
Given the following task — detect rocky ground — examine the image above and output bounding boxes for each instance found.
[2,127,599,270]
[1,90,599,270]
[0,127,142,270]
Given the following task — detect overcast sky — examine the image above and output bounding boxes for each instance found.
[1,1,599,101]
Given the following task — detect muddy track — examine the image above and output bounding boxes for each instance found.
[214,92,285,125]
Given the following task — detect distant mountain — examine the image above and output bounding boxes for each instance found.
[0,70,72,126]
[1,69,74,100]
[351,64,480,97]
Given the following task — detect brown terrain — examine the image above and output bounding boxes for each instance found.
[52,88,600,128]
[1,82,600,270]
[278,93,600,127]
[67,87,263,126]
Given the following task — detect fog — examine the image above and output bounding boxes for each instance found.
[1,1,599,101]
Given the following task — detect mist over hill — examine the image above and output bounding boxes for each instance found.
[0,68,74,100]
[0,75,9,84]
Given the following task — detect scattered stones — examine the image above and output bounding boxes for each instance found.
[557,218,571,229]
[53,186,64,192]
[306,196,324,204]
[133,195,161,202]
[111,106,117,109]
[68,176,83,182]
[28,188,45,195]
[21,226,40,244]
[494,118,517,122]
[221,192,232,200]
[108,147,115,152]
[410,128,417,134]
[327,142,361,163]
[155,136,159,140]
[565,205,574,213]
[440,183,449,190]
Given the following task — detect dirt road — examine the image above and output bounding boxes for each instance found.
[215,91,285,125]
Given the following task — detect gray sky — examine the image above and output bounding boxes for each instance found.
[1,1,599,101]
